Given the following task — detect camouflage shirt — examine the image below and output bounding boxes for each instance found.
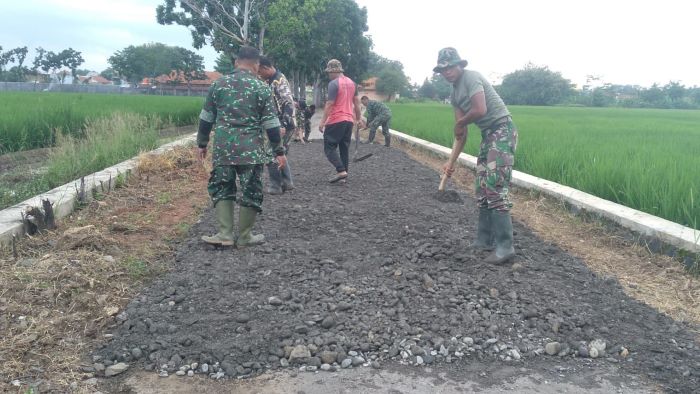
[266,70,296,131]
[364,100,392,123]
[198,69,281,165]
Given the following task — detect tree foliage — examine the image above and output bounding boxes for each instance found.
[417,74,452,101]
[0,46,29,82]
[498,63,574,106]
[108,43,203,86]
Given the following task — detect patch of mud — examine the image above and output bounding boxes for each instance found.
[95,142,699,393]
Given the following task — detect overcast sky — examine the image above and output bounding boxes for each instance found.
[2,0,699,88]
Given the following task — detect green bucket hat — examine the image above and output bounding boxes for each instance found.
[433,47,468,73]
[324,59,344,73]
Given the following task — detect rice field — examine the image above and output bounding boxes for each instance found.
[0,92,202,153]
[388,102,700,230]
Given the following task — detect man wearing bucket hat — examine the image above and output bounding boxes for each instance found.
[434,47,518,265]
[318,59,362,183]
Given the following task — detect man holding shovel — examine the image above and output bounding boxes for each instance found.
[197,46,286,248]
[360,96,392,147]
[434,47,518,264]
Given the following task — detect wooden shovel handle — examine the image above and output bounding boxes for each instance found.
[439,137,464,191]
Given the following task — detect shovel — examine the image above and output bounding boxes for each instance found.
[435,136,464,203]
[353,124,373,162]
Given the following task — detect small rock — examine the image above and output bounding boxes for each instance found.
[416,356,424,365]
[462,337,474,346]
[321,316,335,329]
[371,361,381,369]
[589,339,606,355]
[159,370,169,377]
[280,358,289,367]
[589,347,599,359]
[489,288,499,298]
[268,296,283,306]
[341,358,352,369]
[176,370,185,376]
[131,347,143,359]
[545,342,561,356]
[105,362,129,377]
[289,345,311,362]
[321,363,332,371]
[201,363,209,373]
[620,347,629,358]
[510,349,521,360]
[351,356,365,366]
[235,313,251,323]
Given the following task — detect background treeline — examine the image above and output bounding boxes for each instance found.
[414,63,700,110]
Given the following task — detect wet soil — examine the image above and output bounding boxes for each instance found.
[95,141,700,393]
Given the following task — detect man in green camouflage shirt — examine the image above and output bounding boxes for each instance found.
[197,46,286,248]
[360,96,392,147]
[434,47,518,265]
[258,56,296,195]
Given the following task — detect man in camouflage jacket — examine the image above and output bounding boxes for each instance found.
[258,56,296,195]
[197,46,286,248]
[360,96,392,147]
[434,47,518,265]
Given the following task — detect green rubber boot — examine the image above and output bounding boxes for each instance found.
[236,206,265,248]
[201,200,235,246]
[485,210,515,264]
[473,207,494,251]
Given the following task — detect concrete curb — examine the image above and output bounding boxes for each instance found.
[390,129,700,256]
[0,133,197,247]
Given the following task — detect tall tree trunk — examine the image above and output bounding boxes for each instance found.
[258,26,266,53]
[313,74,324,108]
[300,74,307,102]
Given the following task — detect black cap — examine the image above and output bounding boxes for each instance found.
[237,46,260,61]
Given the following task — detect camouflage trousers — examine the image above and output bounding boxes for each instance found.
[367,114,391,141]
[475,120,518,212]
[207,164,264,212]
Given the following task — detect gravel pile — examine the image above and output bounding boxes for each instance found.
[95,142,700,393]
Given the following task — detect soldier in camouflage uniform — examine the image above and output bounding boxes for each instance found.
[434,47,518,265]
[303,104,315,142]
[197,46,286,248]
[360,96,392,147]
[258,56,296,195]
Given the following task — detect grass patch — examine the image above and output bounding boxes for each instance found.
[0,113,160,210]
[389,102,700,230]
[0,92,202,153]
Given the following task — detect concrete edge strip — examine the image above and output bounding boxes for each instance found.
[390,129,700,255]
[0,133,197,247]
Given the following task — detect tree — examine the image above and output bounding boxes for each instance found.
[61,48,85,83]
[498,63,574,106]
[0,46,29,81]
[175,47,206,94]
[365,52,409,100]
[108,43,182,85]
[157,0,271,54]
[418,78,436,99]
[214,52,235,74]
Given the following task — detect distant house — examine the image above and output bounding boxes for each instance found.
[78,75,113,85]
[140,71,222,93]
[359,77,392,102]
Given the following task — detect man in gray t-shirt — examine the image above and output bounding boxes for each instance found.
[434,47,519,265]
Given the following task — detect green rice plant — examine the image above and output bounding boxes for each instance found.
[388,102,700,230]
[43,113,159,188]
[0,92,202,153]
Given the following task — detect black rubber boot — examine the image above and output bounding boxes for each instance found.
[384,132,391,147]
[472,207,494,251]
[281,161,294,192]
[485,210,515,264]
[267,163,284,195]
[367,128,376,143]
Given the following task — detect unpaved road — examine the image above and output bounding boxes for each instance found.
[93,137,699,394]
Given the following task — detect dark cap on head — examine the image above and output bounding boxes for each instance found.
[237,46,260,61]
[259,56,274,68]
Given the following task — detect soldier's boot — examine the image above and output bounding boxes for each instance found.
[367,128,376,144]
[236,206,265,248]
[267,164,284,195]
[303,124,311,142]
[472,207,494,251]
[384,131,391,147]
[485,210,516,265]
[281,161,295,192]
[201,200,235,246]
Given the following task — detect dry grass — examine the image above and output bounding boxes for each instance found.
[0,146,210,393]
[392,134,700,327]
